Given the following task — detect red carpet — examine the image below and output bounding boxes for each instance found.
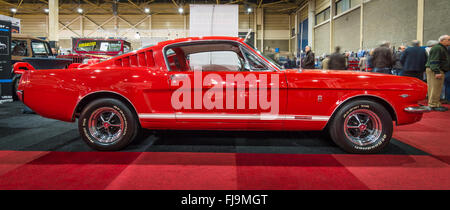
[0,151,448,190]
[0,107,449,190]
[393,105,450,164]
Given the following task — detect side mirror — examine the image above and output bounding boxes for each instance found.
[13,62,35,75]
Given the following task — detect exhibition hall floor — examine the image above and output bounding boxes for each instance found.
[0,101,449,190]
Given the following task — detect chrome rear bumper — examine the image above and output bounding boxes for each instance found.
[404,106,432,113]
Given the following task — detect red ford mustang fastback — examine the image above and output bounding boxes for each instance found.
[14,36,429,153]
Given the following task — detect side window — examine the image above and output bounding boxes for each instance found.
[166,48,184,71]
[165,42,245,72]
[31,41,50,56]
[188,51,242,72]
[241,47,269,71]
[11,40,28,56]
[123,43,131,53]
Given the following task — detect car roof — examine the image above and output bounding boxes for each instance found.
[12,33,47,41]
[157,36,244,47]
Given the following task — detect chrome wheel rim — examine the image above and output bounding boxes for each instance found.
[344,109,382,146]
[88,107,124,144]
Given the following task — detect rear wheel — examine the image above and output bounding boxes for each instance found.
[78,98,140,151]
[328,100,393,153]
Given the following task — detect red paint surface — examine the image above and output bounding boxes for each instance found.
[15,36,427,131]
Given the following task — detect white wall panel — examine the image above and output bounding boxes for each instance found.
[189,4,238,37]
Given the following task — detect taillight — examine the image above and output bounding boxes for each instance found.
[13,62,35,74]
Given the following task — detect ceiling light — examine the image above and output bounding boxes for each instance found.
[77,8,83,14]
[44,8,49,13]
[135,32,141,39]
[10,8,17,13]
[247,7,253,13]
[144,8,150,13]
[178,7,184,14]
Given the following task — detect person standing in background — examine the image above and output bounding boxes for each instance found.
[301,46,315,69]
[359,56,367,71]
[425,35,450,111]
[51,48,57,55]
[426,40,439,55]
[293,56,299,68]
[372,41,394,74]
[392,46,405,75]
[321,54,330,69]
[400,40,427,79]
[328,46,347,70]
[367,50,374,70]
[444,46,450,104]
[344,52,351,70]
[424,40,439,81]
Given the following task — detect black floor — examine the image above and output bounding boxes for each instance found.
[0,101,428,155]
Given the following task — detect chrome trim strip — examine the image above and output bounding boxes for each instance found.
[138,113,329,121]
[404,106,431,113]
[138,113,176,119]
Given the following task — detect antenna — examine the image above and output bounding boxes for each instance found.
[244,29,252,42]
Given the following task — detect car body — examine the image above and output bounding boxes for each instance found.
[14,36,429,153]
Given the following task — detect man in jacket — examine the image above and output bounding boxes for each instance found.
[426,35,450,111]
[443,46,450,104]
[392,46,405,75]
[400,40,427,79]
[301,46,315,69]
[372,41,394,74]
[328,46,347,70]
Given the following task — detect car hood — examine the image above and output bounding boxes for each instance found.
[281,68,427,92]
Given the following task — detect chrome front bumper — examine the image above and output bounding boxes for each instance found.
[404,106,432,113]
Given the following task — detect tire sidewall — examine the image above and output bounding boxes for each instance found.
[330,100,393,153]
[78,98,138,151]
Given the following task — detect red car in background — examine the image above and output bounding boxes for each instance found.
[14,36,429,153]
[58,38,131,63]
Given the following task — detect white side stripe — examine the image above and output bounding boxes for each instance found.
[138,113,329,121]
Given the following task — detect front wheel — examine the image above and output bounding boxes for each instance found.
[78,98,140,151]
[328,100,393,153]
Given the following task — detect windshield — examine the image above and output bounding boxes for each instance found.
[244,40,284,70]
[76,40,123,52]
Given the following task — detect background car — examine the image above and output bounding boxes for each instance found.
[58,38,132,63]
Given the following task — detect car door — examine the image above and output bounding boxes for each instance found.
[166,41,287,130]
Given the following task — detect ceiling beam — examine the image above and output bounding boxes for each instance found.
[127,0,146,14]
[258,0,263,8]
[171,0,178,8]
[262,0,289,7]
[82,0,110,14]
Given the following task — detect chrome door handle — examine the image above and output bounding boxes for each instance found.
[169,74,189,85]
[169,74,188,80]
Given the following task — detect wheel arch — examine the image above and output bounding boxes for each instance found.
[72,91,140,124]
[326,95,398,128]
